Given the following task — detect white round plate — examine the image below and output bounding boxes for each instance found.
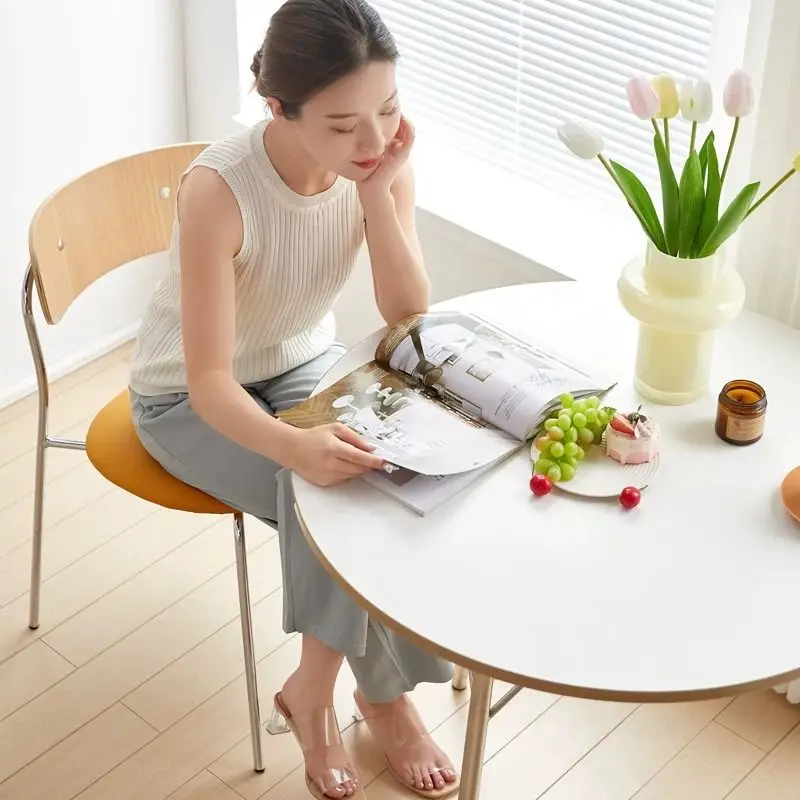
[530,431,660,498]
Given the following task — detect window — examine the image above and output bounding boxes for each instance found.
[372,0,715,206]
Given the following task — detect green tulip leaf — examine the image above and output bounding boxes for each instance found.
[698,131,715,183]
[654,131,680,255]
[698,181,760,257]
[694,139,721,256]
[678,151,704,257]
[609,159,668,252]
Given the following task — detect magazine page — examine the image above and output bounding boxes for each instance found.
[374,310,612,441]
[276,361,520,476]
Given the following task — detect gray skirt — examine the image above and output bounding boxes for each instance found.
[130,344,452,702]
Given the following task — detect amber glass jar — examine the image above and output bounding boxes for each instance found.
[715,380,767,445]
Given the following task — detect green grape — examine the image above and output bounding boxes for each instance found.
[558,406,574,418]
[544,418,559,432]
[575,446,585,461]
[589,422,602,440]
[577,427,594,445]
[560,462,576,481]
[561,456,577,469]
[559,392,574,408]
[565,426,578,443]
[597,410,609,426]
[573,399,588,413]
[572,412,587,428]
[548,427,565,441]
[535,458,554,474]
[534,435,551,452]
[585,408,598,424]
[557,415,572,431]
[549,441,565,459]
[547,464,562,482]
[564,441,579,458]
[586,396,600,409]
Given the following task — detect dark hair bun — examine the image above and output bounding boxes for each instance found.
[250,48,263,81]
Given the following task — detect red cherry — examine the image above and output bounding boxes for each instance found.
[530,474,553,496]
[619,486,641,509]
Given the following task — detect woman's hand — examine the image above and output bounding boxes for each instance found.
[284,424,386,487]
[357,115,415,202]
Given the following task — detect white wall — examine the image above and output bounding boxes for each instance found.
[0,0,187,407]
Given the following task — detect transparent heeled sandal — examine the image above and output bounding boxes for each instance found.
[351,693,460,799]
[267,692,366,799]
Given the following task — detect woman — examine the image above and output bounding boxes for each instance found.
[128,0,460,798]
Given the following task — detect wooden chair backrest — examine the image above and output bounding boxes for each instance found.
[28,142,208,324]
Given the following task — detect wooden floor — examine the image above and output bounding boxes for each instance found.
[2,343,800,800]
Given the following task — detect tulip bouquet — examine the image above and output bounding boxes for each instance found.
[558,70,800,260]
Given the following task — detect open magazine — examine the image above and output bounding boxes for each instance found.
[278,310,615,513]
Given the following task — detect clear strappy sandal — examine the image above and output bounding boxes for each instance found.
[268,692,366,799]
[351,694,460,799]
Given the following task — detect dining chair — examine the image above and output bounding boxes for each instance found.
[21,142,266,773]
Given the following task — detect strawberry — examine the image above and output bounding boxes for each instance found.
[609,412,636,436]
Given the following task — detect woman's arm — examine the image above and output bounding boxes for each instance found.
[179,166,298,464]
[358,117,431,327]
[178,167,383,485]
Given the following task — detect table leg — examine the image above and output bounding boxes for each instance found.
[459,672,493,800]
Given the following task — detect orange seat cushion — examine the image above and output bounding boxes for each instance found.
[86,390,233,515]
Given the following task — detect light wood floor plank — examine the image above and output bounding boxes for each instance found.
[0,459,112,559]
[0,534,278,783]
[716,689,800,752]
[123,579,289,731]
[0,488,157,608]
[0,703,156,800]
[0,358,132,471]
[42,517,272,666]
[0,341,132,428]
[73,637,305,800]
[724,722,800,799]
[632,722,764,800]
[0,641,74,721]
[168,770,246,800]
[475,696,636,798]
[538,697,733,799]
[0,506,220,665]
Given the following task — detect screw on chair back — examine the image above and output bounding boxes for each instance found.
[28,142,208,324]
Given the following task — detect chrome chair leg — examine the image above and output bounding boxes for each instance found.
[23,263,49,631]
[233,512,265,773]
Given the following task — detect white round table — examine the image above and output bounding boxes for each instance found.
[292,281,800,799]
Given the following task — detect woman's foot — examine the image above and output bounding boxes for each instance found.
[279,674,361,798]
[354,689,459,796]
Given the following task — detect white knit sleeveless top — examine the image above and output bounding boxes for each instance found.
[129,119,364,397]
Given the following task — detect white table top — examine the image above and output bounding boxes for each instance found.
[293,280,800,701]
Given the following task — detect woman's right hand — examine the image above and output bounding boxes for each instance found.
[285,424,386,487]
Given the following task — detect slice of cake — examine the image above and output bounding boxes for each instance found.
[606,406,660,465]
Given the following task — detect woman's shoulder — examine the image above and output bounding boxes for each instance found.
[191,121,266,176]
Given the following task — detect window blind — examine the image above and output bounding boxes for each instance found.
[370,0,716,204]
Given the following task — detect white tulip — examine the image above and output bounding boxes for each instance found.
[557,121,604,160]
[679,78,713,123]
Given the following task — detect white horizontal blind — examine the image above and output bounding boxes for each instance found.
[371,0,716,204]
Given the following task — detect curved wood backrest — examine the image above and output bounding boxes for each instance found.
[28,141,209,324]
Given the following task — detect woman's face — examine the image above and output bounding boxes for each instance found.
[282,61,402,181]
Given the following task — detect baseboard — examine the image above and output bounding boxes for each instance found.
[0,320,141,410]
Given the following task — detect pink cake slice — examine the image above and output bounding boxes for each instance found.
[606,408,660,465]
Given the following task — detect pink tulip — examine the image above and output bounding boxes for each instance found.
[723,69,754,117]
[626,76,660,119]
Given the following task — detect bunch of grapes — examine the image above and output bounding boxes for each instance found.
[532,393,615,483]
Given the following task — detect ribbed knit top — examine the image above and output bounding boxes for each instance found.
[129,119,364,397]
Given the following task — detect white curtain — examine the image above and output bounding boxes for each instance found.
[726,0,800,328]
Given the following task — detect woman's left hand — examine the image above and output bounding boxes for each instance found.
[357,115,415,200]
